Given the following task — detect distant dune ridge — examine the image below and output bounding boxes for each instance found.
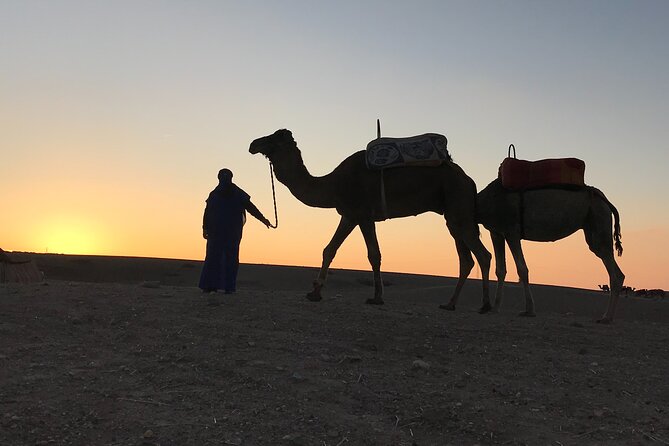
[2,252,666,324]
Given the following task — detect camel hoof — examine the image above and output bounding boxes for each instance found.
[439,303,455,311]
[365,298,384,305]
[596,317,613,324]
[306,291,322,302]
[518,311,536,317]
[478,303,492,314]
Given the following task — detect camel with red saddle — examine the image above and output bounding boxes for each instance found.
[477,145,625,323]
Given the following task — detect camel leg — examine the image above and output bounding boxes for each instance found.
[307,216,356,301]
[439,239,474,311]
[490,231,507,313]
[584,226,625,324]
[596,255,624,324]
[441,218,491,314]
[358,220,384,305]
[506,237,535,317]
[468,236,492,314]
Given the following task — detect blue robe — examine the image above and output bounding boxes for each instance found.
[199,184,250,292]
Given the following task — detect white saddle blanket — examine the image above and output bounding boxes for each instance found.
[365,133,450,169]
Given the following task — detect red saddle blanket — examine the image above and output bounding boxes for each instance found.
[499,156,585,191]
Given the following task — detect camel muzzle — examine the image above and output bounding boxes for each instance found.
[249,137,269,155]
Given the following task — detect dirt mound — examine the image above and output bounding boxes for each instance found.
[0,249,42,284]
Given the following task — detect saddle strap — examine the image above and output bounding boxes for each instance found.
[380,169,388,220]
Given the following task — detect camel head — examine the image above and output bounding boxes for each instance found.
[249,129,296,162]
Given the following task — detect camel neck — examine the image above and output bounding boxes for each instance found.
[271,149,337,209]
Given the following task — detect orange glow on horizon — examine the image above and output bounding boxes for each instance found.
[33,216,108,256]
[5,220,668,292]
[2,172,666,292]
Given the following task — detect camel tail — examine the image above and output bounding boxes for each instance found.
[591,187,623,257]
[612,207,623,257]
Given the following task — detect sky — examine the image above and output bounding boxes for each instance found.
[2,0,668,291]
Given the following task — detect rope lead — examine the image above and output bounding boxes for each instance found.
[268,161,279,229]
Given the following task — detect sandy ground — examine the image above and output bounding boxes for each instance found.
[1,253,668,445]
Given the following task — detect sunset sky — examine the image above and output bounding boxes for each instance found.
[2,1,668,291]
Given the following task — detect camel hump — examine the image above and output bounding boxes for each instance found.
[365,133,451,170]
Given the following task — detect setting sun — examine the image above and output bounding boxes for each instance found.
[35,216,106,255]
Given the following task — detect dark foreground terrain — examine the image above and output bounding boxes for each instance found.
[1,254,668,445]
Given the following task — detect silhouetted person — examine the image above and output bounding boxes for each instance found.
[199,168,271,294]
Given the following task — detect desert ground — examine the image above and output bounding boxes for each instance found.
[1,253,668,446]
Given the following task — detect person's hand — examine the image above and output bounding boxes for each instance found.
[262,217,271,228]
[202,229,208,239]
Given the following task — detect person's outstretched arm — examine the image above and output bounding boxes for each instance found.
[245,201,271,228]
